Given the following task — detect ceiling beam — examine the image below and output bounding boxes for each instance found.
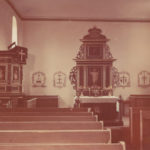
[23,17,150,23]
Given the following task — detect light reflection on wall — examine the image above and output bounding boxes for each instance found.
[12,16,18,45]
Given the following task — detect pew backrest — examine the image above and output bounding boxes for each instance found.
[140,110,150,150]
[130,107,150,150]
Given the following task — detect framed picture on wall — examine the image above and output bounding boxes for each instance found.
[118,72,130,87]
[32,71,46,87]
[0,65,6,82]
[53,71,66,88]
[138,71,150,88]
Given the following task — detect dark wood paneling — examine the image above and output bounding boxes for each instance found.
[25,95,59,107]
[129,95,150,107]
[129,107,150,150]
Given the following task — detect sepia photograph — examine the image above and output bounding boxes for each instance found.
[0,0,150,150]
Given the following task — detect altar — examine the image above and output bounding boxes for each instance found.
[75,96,122,126]
[79,96,118,104]
[70,27,123,126]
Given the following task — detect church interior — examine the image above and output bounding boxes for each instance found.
[0,0,150,150]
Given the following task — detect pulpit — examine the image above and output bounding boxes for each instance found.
[70,27,123,126]
[0,44,28,108]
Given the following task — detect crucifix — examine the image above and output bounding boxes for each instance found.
[90,68,99,85]
[19,49,26,62]
[57,74,62,84]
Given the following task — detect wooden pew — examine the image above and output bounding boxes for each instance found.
[0,111,93,116]
[17,95,59,108]
[25,95,59,108]
[129,107,150,150]
[0,108,97,121]
[0,121,103,130]
[129,95,150,108]
[0,107,126,150]
[0,129,111,143]
[0,107,90,112]
[0,115,97,121]
[0,142,126,150]
[129,95,150,150]
[140,110,150,150]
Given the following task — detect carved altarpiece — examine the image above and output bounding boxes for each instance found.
[70,27,123,126]
[72,27,116,96]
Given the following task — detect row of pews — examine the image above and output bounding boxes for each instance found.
[130,107,150,150]
[129,95,150,150]
[0,108,125,150]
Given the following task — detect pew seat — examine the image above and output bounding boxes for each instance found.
[0,142,125,150]
[0,129,111,143]
[0,115,97,121]
[0,108,90,112]
[0,111,92,116]
[0,121,103,130]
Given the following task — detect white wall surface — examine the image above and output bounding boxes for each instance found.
[1,1,150,107]
[22,21,150,106]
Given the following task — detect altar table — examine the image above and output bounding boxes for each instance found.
[75,96,122,126]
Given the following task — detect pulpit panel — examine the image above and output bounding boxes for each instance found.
[0,64,7,93]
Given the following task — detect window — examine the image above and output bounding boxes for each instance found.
[12,16,18,45]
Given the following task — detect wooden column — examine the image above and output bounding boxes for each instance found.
[110,66,112,88]
[77,66,80,90]
[103,66,106,88]
[84,66,87,88]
